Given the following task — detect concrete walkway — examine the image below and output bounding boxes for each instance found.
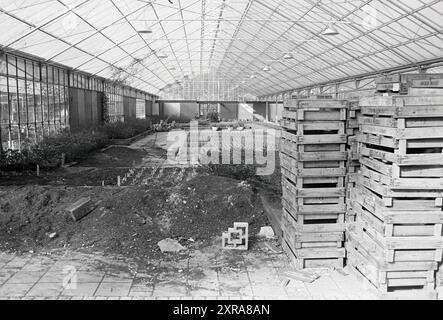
[0,244,378,300]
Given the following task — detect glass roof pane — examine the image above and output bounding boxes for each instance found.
[0,0,441,97]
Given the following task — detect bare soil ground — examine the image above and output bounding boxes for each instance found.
[0,174,268,261]
[0,131,282,264]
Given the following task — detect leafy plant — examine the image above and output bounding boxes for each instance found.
[101,93,110,124]
[100,119,150,139]
[0,129,108,171]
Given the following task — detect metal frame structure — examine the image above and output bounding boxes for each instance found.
[0,0,442,100]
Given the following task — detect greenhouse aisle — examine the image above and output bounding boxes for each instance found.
[0,248,378,300]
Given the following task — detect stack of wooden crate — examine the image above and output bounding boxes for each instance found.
[347,95,443,298]
[280,99,349,269]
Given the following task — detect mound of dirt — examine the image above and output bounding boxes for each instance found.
[0,173,268,261]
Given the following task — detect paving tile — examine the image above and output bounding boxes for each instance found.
[248,270,280,284]
[305,276,347,300]
[62,282,100,297]
[128,284,154,297]
[27,282,64,297]
[102,274,133,283]
[250,284,287,297]
[0,270,16,285]
[219,284,254,297]
[22,260,53,272]
[6,271,46,284]
[153,283,188,297]
[189,288,219,298]
[74,271,104,283]
[39,271,66,283]
[0,283,33,297]
[95,281,132,297]
[4,257,31,269]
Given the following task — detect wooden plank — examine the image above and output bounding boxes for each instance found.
[375,74,401,84]
[285,99,349,109]
[360,146,396,163]
[65,197,96,221]
[280,270,319,283]
[359,116,396,128]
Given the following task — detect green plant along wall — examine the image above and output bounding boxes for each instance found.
[0,52,69,152]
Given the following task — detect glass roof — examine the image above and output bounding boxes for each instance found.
[1,0,442,97]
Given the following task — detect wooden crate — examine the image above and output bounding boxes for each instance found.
[282,198,346,224]
[282,239,345,269]
[346,239,437,295]
[357,172,443,200]
[375,74,402,84]
[282,99,348,127]
[401,74,443,86]
[359,96,443,117]
[409,88,443,96]
[281,153,347,177]
[358,158,443,191]
[281,140,348,163]
[284,99,349,110]
[347,219,443,264]
[282,167,346,190]
[282,130,347,146]
[351,203,443,242]
[282,211,344,249]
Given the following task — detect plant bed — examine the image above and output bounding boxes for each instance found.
[106,129,153,146]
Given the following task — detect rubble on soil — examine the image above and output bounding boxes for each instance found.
[158,238,187,253]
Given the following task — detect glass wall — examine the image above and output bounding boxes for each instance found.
[0,52,69,151]
[105,84,124,122]
[136,99,146,119]
[0,50,157,151]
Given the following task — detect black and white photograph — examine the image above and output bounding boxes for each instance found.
[0,0,443,308]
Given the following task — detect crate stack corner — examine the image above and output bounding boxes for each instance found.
[347,95,443,299]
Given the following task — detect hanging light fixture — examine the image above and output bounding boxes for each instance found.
[283,52,294,60]
[250,74,256,79]
[322,23,339,36]
[262,65,271,72]
[157,51,168,59]
[137,21,153,34]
